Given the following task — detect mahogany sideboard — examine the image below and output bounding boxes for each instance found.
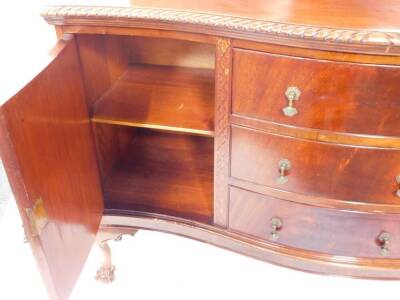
[2,1,400,299]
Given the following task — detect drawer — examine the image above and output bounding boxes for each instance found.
[232,49,400,137]
[230,126,400,205]
[229,186,400,258]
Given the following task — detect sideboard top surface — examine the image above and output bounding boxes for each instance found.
[42,0,400,55]
[45,0,400,30]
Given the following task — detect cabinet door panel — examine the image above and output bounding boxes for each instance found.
[0,36,103,300]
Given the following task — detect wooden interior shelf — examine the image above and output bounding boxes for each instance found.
[92,64,215,137]
[103,129,214,223]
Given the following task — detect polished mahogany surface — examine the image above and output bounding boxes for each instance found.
[46,0,400,29]
[42,1,400,56]
[103,129,214,223]
[229,186,400,258]
[0,37,104,300]
[230,125,400,205]
[232,49,400,137]
[2,1,400,298]
[93,64,215,136]
[76,34,115,113]
[102,213,400,279]
[92,122,133,181]
[137,0,400,29]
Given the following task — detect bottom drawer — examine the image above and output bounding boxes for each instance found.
[228,186,400,258]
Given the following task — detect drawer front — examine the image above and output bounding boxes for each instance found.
[229,187,400,258]
[230,126,400,205]
[232,49,400,136]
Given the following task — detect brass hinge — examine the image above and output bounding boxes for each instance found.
[25,197,48,237]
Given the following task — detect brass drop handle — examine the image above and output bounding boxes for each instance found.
[377,232,390,256]
[396,175,400,198]
[270,217,283,241]
[277,159,291,184]
[283,86,301,117]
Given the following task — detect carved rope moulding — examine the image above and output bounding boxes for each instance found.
[41,6,400,47]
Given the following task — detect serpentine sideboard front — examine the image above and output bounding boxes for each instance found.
[2,1,400,299]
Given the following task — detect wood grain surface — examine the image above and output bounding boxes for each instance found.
[0,37,104,300]
[233,49,400,137]
[93,64,215,136]
[104,129,214,223]
[230,125,400,205]
[229,186,400,258]
[4,0,400,286]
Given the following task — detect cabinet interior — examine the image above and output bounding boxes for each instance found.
[77,34,216,223]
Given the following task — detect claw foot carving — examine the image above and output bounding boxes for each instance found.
[95,265,116,283]
[95,227,137,283]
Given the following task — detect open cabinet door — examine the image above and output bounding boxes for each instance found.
[0,35,104,300]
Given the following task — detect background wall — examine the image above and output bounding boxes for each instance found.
[0,163,10,221]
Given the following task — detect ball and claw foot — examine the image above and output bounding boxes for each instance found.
[95,265,116,283]
[95,229,137,284]
[94,237,119,284]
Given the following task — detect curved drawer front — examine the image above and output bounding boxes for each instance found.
[229,187,400,258]
[232,49,400,136]
[230,126,400,205]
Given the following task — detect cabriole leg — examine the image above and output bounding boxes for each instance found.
[95,228,137,283]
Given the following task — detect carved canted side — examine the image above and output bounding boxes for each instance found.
[214,38,232,227]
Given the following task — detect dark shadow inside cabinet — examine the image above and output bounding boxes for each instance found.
[76,34,216,223]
